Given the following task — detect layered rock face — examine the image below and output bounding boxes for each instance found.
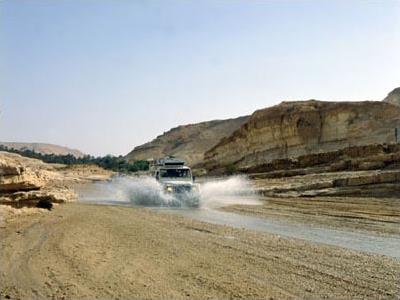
[249,144,400,198]
[203,100,400,173]
[247,144,400,175]
[126,116,249,166]
[255,169,400,198]
[383,87,400,107]
[0,156,44,192]
[0,152,76,207]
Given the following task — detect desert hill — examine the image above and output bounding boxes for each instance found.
[383,87,400,107]
[0,142,85,158]
[126,88,400,175]
[125,116,249,166]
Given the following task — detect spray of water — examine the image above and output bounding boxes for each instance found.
[77,176,174,206]
[199,176,259,209]
[77,175,259,208]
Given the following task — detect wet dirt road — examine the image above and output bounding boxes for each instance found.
[1,203,399,300]
[160,206,400,258]
[76,178,400,259]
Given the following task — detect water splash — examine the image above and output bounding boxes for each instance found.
[77,175,259,208]
[77,176,175,206]
[199,176,259,209]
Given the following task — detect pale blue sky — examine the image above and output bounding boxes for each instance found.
[1,0,399,156]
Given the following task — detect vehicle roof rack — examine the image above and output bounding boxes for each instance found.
[154,156,185,167]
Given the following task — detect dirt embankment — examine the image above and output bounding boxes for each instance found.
[1,203,399,300]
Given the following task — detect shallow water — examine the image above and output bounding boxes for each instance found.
[77,176,400,259]
[157,207,400,259]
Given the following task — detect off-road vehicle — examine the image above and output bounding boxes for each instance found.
[150,156,200,207]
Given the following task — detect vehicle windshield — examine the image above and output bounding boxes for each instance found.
[160,168,191,178]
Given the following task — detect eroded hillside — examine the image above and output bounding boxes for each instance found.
[383,87,400,107]
[126,116,249,166]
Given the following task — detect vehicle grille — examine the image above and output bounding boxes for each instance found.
[174,185,192,193]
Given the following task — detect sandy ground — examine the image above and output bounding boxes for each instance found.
[1,203,399,300]
[223,196,400,236]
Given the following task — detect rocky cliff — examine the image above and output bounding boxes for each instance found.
[203,100,400,173]
[0,142,85,158]
[383,87,400,107]
[126,116,249,166]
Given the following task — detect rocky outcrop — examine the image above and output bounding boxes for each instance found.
[203,100,400,173]
[0,152,76,208]
[256,169,400,198]
[126,116,249,166]
[247,144,400,176]
[247,143,400,198]
[383,87,400,107]
[0,154,46,192]
[0,142,85,157]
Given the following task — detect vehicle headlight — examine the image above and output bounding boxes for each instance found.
[166,186,173,192]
